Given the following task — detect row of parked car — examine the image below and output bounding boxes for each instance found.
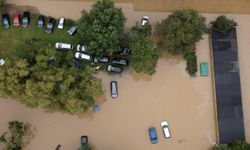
[149,121,171,144]
[2,12,77,35]
[55,42,130,73]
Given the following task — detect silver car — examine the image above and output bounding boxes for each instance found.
[68,26,77,35]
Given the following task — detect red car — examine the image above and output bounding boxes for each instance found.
[13,14,21,27]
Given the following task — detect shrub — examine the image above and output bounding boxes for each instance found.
[184,52,197,76]
[210,15,237,33]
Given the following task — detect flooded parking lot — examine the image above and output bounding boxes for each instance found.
[1,0,250,150]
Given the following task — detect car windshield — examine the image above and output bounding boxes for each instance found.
[14,19,19,23]
[47,23,52,28]
[3,19,8,24]
[23,18,28,23]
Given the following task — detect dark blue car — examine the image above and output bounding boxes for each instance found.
[148,127,158,144]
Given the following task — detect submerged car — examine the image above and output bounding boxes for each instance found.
[37,15,45,29]
[93,56,109,63]
[55,42,73,50]
[22,11,30,28]
[13,13,21,27]
[67,26,77,35]
[148,127,158,144]
[75,52,92,61]
[77,44,86,52]
[2,14,10,28]
[45,18,55,34]
[141,16,149,26]
[110,81,118,98]
[57,17,64,29]
[107,65,122,73]
[112,58,128,66]
[119,48,131,56]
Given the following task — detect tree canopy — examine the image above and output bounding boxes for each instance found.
[0,43,102,115]
[130,25,160,75]
[155,9,207,55]
[0,121,27,150]
[78,0,126,56]
[0,0,5,12]
[215,141,250,150]
[210,15,237,33]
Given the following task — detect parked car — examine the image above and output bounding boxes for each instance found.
[13,13,21,27]
[119,48,131,56]
[161,121,171,138]
[141,16,149,26]
[0,59,5,66]
[112,58,128,66]
[75,52,92,61]
[55,42,73,50]
[107,65,122,73]
[22,11,30,28]
[77,44,86,52]
[2,14,10,28]
[148,127,158,144]
[57,17,64,29]
[93,56,109,63]
[67,26,77,35]
[110,81,118,98]
[37,15,45,29]
[45,18,55,34]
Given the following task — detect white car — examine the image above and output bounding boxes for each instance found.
[141,16,149,26]
[161,121,171,138]
[75,52,92,61]
[77,44,86,52]
[58,17,64,29]
[55,42,73,50]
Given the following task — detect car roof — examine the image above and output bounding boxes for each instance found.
[149,128,157,137]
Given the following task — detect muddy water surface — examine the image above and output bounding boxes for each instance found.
[4,1,250,150]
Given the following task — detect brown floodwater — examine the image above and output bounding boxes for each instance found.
[1,0,249,150]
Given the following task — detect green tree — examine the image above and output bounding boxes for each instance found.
[155,9,207,55]
[80,144,92,150]
[0,121,27,150]
[0,133,7,145]
[210,15,237,33]
[130,33,160,75]
[184,52,197,76]
[0,43,103,115]
[0,0,5,13]
[214,141,250,150]
[78,0,126,55]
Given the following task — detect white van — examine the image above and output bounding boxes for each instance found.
[75,52,92,61]
[55,42,73,50]
[161,121,171,138]
[58,17,64,29]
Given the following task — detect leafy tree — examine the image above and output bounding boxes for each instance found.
[80,144,92,150]
[184,52,197,76]
[130,33,160,75]
[0,43,103,115]
[0,0,5,13]
[0,133,7,145]
[155,9,207,55]
[214,141,250,150]
[0,121,27,150]
[78,0,126,56]
[210,15,237,33]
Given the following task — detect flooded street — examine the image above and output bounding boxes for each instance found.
[1,0,250,150]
